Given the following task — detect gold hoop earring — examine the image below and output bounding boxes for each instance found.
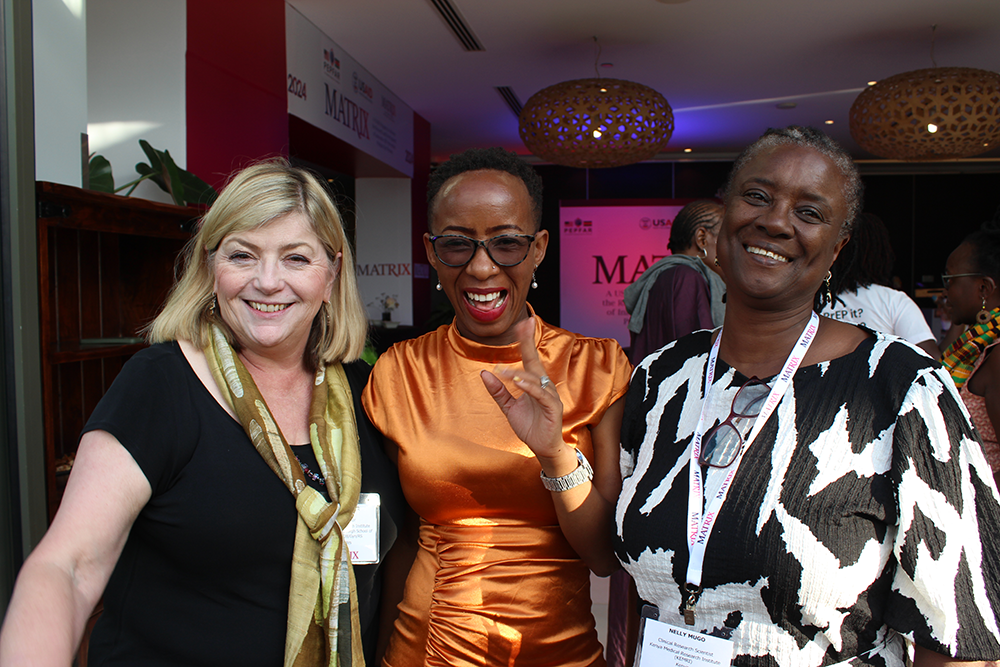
[977,296,992,324]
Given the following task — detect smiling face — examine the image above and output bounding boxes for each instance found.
[425,169,548,346]
[212,210,338,362]
[718,144,850,312]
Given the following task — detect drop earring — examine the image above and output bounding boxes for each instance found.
[977,296,992,324]
[208,293,217,316]
[436,282,442,291]
[531,271,538,289]
[823,271,833,307]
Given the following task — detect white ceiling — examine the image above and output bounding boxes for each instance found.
[289,0,1000,164]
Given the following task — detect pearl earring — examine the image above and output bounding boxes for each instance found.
[436,282,442,291]
[531,272,538,289]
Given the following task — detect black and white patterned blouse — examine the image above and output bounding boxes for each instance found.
[616,329,1000,667]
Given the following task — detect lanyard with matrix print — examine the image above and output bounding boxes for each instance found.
[683,311,818,625]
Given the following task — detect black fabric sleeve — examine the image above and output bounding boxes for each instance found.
[82,343,199,497]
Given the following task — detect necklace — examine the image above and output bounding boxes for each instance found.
[296,456,326,486]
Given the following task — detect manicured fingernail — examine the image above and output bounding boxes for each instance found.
[512,375,522,383]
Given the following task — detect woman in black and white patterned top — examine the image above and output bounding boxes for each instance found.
[616,126,1000,667]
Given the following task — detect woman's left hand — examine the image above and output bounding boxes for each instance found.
[480,318,568,464]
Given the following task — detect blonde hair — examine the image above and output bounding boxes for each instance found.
[146,159,368,367]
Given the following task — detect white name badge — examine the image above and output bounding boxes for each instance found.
[343,493,380,565]
[636,615,734,667]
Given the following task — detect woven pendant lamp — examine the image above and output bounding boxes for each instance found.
[518,77,674,169]
[849,66,1000,161]
[517,39,673,168]
[849,28,1000,161]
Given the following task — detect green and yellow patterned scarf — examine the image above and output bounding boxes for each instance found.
[206,325,364,667]
[941,308,1000,388]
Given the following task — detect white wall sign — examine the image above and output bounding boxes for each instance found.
[285,4,414,177]
[355,178,413,327]
[559,201,689,347]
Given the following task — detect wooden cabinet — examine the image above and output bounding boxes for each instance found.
[36,182,199,519]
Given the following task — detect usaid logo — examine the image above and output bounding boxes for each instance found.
[562,218,593,235]
[639,217,671,230]
[353,72,374,101]
[322,48,341,81]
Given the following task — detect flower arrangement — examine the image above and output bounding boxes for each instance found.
[369,293,400,325]
[370,293,399,313]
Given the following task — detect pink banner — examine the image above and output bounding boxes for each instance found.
[559,200,690,347]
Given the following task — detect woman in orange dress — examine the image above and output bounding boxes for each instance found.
[362,147,630,666]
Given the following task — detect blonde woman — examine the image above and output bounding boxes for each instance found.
[0,160,404,666]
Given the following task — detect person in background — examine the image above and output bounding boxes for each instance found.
[0,160,404,666]
[822,211,938,357]
[623,199,725,363]
[941,218,1000,488]
[617,126,1000,667]
[610,199,726,667]
[362,147,630,666]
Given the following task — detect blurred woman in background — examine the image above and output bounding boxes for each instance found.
[941,218,1000,488]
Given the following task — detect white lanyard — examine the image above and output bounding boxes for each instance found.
[682,311,819,623]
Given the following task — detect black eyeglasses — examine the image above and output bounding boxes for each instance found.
[429,234,536,267]
[699,377,770,468]
[941,272,986,288]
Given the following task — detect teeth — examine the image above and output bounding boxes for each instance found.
[467,291,502,303]
[746,246,790,263]
[249,301,289,313]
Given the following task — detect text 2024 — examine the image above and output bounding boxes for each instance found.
[288,75,307,100]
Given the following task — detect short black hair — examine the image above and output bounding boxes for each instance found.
[963,210,1000,282]
[668,200,723,254]
[829,212,895,301]
[427,147,544,231]
[724,126,863,236]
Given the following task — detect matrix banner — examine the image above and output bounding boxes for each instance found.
[559,201,689,348]
[285,5,414,177]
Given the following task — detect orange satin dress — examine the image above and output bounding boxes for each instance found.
[362,314,630,667]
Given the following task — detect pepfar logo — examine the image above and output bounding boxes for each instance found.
[322,48,341,81]
[562,218,593,235]
[639,216,671,230]
[353,72,374,101]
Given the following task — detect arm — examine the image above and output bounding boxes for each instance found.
[916,340,941,358]
[0,430,151,665]
[375,471,418,663]
[913,645,985,667]
[969,349,1000,489]
[481,318,623,575]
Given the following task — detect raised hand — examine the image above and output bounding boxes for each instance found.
[480,317,567,462]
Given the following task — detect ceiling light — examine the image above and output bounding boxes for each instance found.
[519,78,674,168]
[824,120,834,125]
[683,148,692,153]
[867,81,877,86]
[849,66,1000,160]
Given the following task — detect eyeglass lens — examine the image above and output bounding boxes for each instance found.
[700,380,769,468]
[432,235,533,267]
